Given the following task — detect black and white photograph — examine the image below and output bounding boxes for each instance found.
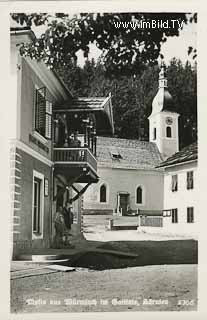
[6,3,201,315]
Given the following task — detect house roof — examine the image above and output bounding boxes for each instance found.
[96,136,163,170]
[54,96,114,135]
[156,142,197,168]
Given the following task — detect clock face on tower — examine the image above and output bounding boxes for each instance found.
[166,117,173,125]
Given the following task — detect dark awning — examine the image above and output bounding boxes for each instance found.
[54,95,114,135]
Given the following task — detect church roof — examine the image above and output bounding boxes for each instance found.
[96,136,163,170]
[156,142,197,168]
[150,64,177,116]
[152,88,175,114]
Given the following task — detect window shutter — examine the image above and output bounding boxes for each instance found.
[45,101,52,139]
[35,87,46,137]
[187,171,194,189]
[172,175,178,192]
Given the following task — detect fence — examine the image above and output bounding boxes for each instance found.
[139,215,163,227]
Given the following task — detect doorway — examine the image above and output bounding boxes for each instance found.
[119,193,129,216]
[56,185,64,210]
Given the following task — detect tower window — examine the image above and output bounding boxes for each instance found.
[100,184,107,203]
[136,186,143,204]
[153,128,156,140]
[166,126,172,138]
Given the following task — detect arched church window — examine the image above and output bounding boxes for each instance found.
[100,184,107,203]
[136,186,142,204]
[166,126,172,138]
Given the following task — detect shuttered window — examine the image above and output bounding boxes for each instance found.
[171,174,178,192]
[172,208,178,223]
[187,171,194,190]
[45,100,52,139]
[35,87,52,139]
[187,207,194,223]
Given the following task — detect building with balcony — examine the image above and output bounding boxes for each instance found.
[10,25,114,256]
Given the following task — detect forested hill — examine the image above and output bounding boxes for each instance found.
[56,58,197,150]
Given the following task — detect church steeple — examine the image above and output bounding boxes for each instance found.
[158,61,168,88]
[148,62,180,160]
[150,61,175,116]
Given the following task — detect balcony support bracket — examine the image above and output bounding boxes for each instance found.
[53,173,92,203]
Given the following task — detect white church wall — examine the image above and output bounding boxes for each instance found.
[83,166,164,214]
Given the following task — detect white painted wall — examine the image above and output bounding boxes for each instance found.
[163,161,198,236]
[149,111,179,160]
[84,166,164,212]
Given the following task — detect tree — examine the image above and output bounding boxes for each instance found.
[11,12,190,76]
[56,58,197,148]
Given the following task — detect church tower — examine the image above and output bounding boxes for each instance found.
[148,62,180,160]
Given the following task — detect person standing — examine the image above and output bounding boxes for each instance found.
[70,132,81,160]
[53,206,65,248]
[63,201,74,246]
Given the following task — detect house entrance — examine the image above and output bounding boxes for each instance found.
[56,185,64,210]
[119,193,129,216]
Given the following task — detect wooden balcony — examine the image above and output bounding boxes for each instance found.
[53,148,98,183]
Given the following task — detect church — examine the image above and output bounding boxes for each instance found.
[83,64,198,236]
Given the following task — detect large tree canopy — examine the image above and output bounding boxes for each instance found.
[11,12,193,75]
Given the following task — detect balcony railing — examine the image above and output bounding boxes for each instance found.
[53,148,97,172]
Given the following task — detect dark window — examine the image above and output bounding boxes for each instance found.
[100,184,107,203]
[187,207,194,223]
[166,126,172,138]
[33,177,42,233]
[172,208,178,223]
[136,186,142,204]
[187,171,194,190]
[153,128,156,140]
[171,175,178,192]
[110,150,122,160]
[35,87,52,139]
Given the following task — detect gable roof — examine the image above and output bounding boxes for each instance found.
[156,142,197,168]
[96,136,163,170]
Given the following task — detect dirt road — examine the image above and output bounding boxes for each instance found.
[11,264,197,313]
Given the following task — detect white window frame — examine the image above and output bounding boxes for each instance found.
[135,185,145,206]
[32,170,44,239]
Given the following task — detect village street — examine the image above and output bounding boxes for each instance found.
[11,216,198,313]
[11,263,197,313]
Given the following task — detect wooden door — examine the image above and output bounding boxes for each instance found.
[119,194,129,216]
